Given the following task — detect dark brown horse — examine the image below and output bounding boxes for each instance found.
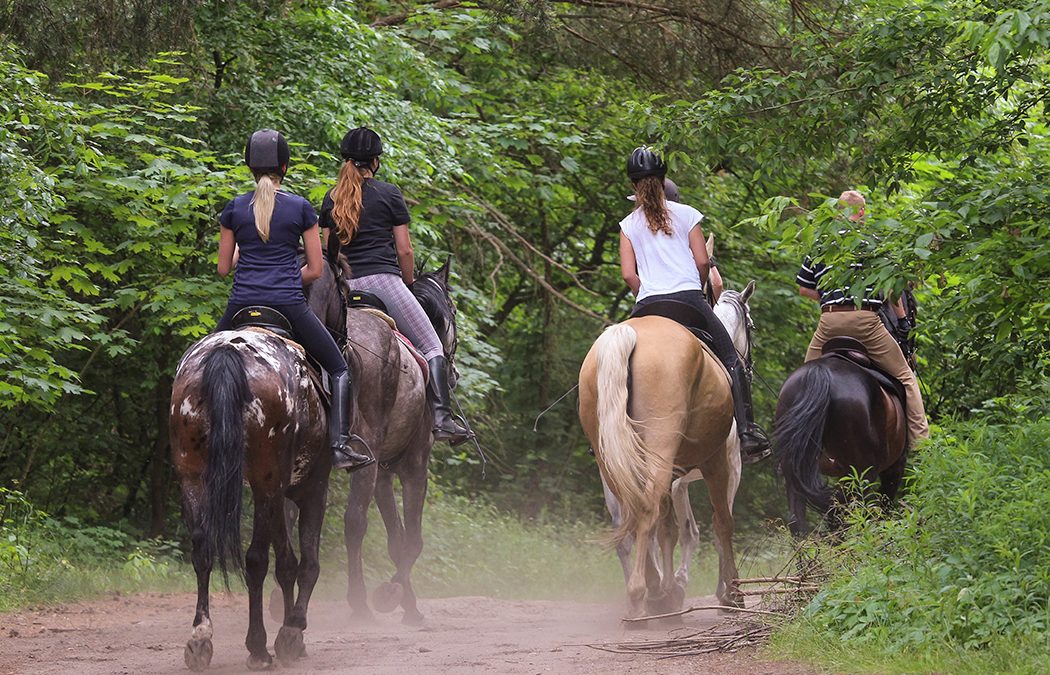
[306,257,460,625]
[170,324,330,670]
[775,352,908,537]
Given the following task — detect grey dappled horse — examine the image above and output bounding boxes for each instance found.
[306,256,460,625]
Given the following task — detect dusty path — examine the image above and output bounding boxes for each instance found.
[0,592,816,674]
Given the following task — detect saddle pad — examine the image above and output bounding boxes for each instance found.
[393,331,429,384]
[358,307,397,330]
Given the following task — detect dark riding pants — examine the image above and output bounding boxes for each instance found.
[633,290,739,372]
[215,301,348,377]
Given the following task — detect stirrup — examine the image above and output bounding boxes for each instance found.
[739,429,771,465]
[433,416,474,446]
[332,434,375,472]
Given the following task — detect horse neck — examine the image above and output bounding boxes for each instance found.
[714,297,748,357]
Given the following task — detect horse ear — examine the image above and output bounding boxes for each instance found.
[440,255,452,283]
[742,280,756,303]
[705,233,715,257]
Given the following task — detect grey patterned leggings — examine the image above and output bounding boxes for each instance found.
[347,273,443,360]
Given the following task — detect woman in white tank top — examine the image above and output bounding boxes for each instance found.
[618,146,770,464]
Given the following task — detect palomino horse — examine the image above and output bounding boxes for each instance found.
[775,348,908,537]
[306,257,460,625]
[580,283,756,619]
[170,324,329,670]
[600,285,752,597]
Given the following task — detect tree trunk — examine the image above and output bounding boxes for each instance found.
[149,331,174,537]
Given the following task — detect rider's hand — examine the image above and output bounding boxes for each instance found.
[897,316,914,337]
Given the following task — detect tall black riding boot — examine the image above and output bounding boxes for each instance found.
[330,371,375,472]
[729,363,772,465]
[426,356,473,445]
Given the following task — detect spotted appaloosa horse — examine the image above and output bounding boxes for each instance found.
[580,283,757,621]
[170,326,330,671]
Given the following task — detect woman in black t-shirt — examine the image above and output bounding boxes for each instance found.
[320,127,470,444]
[215,129,374,472]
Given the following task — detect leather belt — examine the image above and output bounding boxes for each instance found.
[822,304,878,313]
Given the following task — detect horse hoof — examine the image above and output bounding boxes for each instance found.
[669,584,687,611]
[401,610,424,627]
[268,587,284,623]
[246,652,275,671]
[372,581,404,613]
[274,626,305,666]
[623,619,649,632]
[183,638,213,671]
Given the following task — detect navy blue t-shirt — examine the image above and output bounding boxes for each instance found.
[319,179,411,279]
[219,190,317,305]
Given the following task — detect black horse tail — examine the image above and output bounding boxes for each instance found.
[776,361,834,513]
[201,344,250,586]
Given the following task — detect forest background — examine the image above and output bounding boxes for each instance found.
[1,0,1048,671]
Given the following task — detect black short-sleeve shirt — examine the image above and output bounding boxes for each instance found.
[219,190,316,305]
[319,178,411,279]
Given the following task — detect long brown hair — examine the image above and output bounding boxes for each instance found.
[250,173,279,242]
[330,161,365,245]
[635,175,672,235]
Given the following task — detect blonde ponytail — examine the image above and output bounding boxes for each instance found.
[330,161,365,245]
[636,175,672,236]
[251,174,278,242]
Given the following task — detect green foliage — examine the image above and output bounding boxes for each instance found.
[0,487,184,610]
[796,419,1050,655]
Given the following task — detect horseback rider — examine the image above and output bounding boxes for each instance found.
[796,189,929,444]
[619,146,771,464]
[319,126,472,445]
[213,129,376,473]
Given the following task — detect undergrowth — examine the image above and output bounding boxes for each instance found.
[771,417,1050,673]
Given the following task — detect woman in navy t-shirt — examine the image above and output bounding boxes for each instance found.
[320,127,471,444]
[214,128,374,472]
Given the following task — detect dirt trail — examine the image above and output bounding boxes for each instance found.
[0,592,816,674]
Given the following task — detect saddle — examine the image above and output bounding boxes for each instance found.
[820,337,907,405]
[345,294,429,384]
[229,305,331,405]
[630,300,716,349]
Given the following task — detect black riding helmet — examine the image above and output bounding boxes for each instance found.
[627,146,667,183]
[244,129,290,177]
[340,126,384,168]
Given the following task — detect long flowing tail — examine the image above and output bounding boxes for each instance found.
[592,324,668,545]
[201,344,250,586]
[775,361,833,512]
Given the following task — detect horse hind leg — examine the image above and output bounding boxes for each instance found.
[601,472,633,585]
[345,466,377,622]
[181,479,214,672]
[275,485,325,666]
[671,474,700,598]
[371,469,407,616]
[700,450,743,609]
[244,494,278,671]
[391,459,429,626]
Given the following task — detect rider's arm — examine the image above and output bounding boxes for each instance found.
[217,227,236,277]
[687,225,711,288]
[301,224,323,285]
[799,287,821,301]
[619,232,641,296]
[393,224,415,286]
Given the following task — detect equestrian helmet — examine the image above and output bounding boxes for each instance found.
[340,126,384,164]
[244,129,290,176]
[627,146,667,183]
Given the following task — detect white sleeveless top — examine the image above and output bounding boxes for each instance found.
[619,201,704,301]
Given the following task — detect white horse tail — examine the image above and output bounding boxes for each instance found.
[593,323,668,545]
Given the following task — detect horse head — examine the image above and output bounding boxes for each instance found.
[714,280,756,367]
[412,255,459,361]
[303,252,349,338]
